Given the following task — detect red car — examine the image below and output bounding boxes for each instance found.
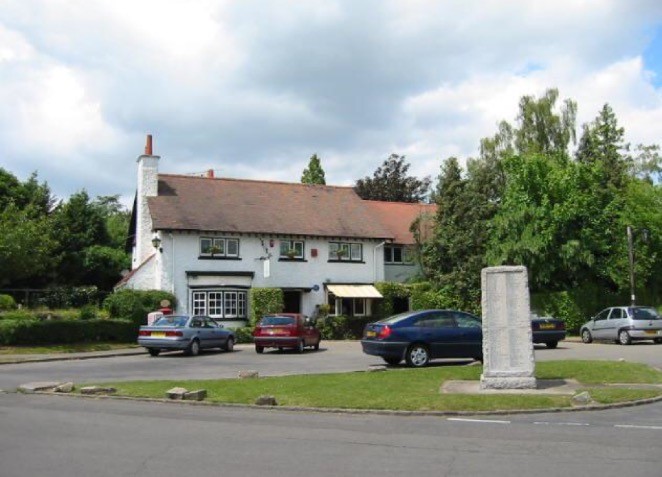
[252,313,321,353]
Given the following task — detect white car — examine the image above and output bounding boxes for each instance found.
[580,306,662,345]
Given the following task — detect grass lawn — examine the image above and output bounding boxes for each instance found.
[86,360,662,412]
[0,343,138,355]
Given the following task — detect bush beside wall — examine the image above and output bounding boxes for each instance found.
[103,289,177,327]
[248,288,283,326]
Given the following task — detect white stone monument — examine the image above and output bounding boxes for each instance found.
[480,266,537,389]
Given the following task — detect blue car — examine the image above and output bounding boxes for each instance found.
[138,315,235,357]
[361,310,483,367]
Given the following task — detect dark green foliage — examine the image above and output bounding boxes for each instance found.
[103,289,177,327]
[78,305,98,321]
[301,154,327,185]
[248,288,283,326]
[0,294,16,311]
[315,315,353,340]
[354,154,431,202]
[0,203,56,287]
[82,246,130,291]
[51,190,111,286]
[0,319,135,345]
[373,282,411,318]
[33,286,104,309]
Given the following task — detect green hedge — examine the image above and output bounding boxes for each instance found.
[103,289,177,327]
[231,326,254,344]
[248,288,283,326]
[0,319,135,345]
[315,315,373,340]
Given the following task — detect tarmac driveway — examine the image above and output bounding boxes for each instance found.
[1,339,661,391]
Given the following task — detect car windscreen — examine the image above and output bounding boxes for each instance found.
[260,316,296,326]
[153,316,188,327]
[631,307,661,320]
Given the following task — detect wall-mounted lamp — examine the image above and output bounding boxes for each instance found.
[151,236,162,253]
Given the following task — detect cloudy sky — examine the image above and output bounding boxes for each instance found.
[2,0,662,207]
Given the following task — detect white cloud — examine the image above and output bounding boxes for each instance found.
[0,0,660,206]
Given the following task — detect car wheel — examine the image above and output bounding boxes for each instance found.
[581,329,593,344]
[654,338,662,344]
[382,356,401,366]
[618,330,632,345]
[185,339,200,356]
[313,339,320,351]
[296,339,304,354]
[405,344,430,367]
[223,337,234,352]
[545,341,558,349]
[255,345,264,354]
[147,348,160,357]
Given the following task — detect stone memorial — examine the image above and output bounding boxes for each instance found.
[480,266,537,390]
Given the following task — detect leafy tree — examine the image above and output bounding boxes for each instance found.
[576,103,629,189]
[0,169,54,217]
[50,191,111,286]
[514,88,577,157]
[629,144,661,183]
[355,154,431,202]
[0,204,55,287]
[82,245,131,291]
[95,195,131,249]
[301,154,326,185]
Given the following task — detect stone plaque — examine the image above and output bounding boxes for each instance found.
[480,266,537,389]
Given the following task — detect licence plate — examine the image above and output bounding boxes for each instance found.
[269,328,285,335]
[645,330,659,335]
[366,330,376,338]
[151,332,165,338]
[539,324,556,330]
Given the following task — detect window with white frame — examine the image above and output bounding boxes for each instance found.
[279,240,304,259]
[327,292,370,317]
[384,245,415,264]
[191,289,248,319]
[199,237,240,258]
[329,241,363,261]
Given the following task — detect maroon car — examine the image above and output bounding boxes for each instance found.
[252,313,321,353]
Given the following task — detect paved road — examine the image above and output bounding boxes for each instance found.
[1,340,661,391]
[1,392,661,477]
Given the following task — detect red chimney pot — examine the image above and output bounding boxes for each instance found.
[145,134,153,155]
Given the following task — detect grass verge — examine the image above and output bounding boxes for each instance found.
[84,360,662,412]
[0,342,138,355]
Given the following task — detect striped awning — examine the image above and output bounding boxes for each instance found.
[326,284,383,298]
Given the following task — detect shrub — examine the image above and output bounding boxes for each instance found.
[373,282,410,319]
[103,289,177,327]
[231,326,254,344]
[79,305,98,321]
[0,310,38,321]
[34,286,104,309]
[0,319,135,345]
[531,291,586,334]
[249,288,283,326]
[0,294,16,311]
[314,315,371,340]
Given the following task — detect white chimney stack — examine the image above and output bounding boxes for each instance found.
[134,134,160,267]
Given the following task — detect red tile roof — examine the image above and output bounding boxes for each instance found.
[148,175,394,240]
[363,200,437,244]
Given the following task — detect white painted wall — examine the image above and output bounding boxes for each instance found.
[151,232,385,318]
